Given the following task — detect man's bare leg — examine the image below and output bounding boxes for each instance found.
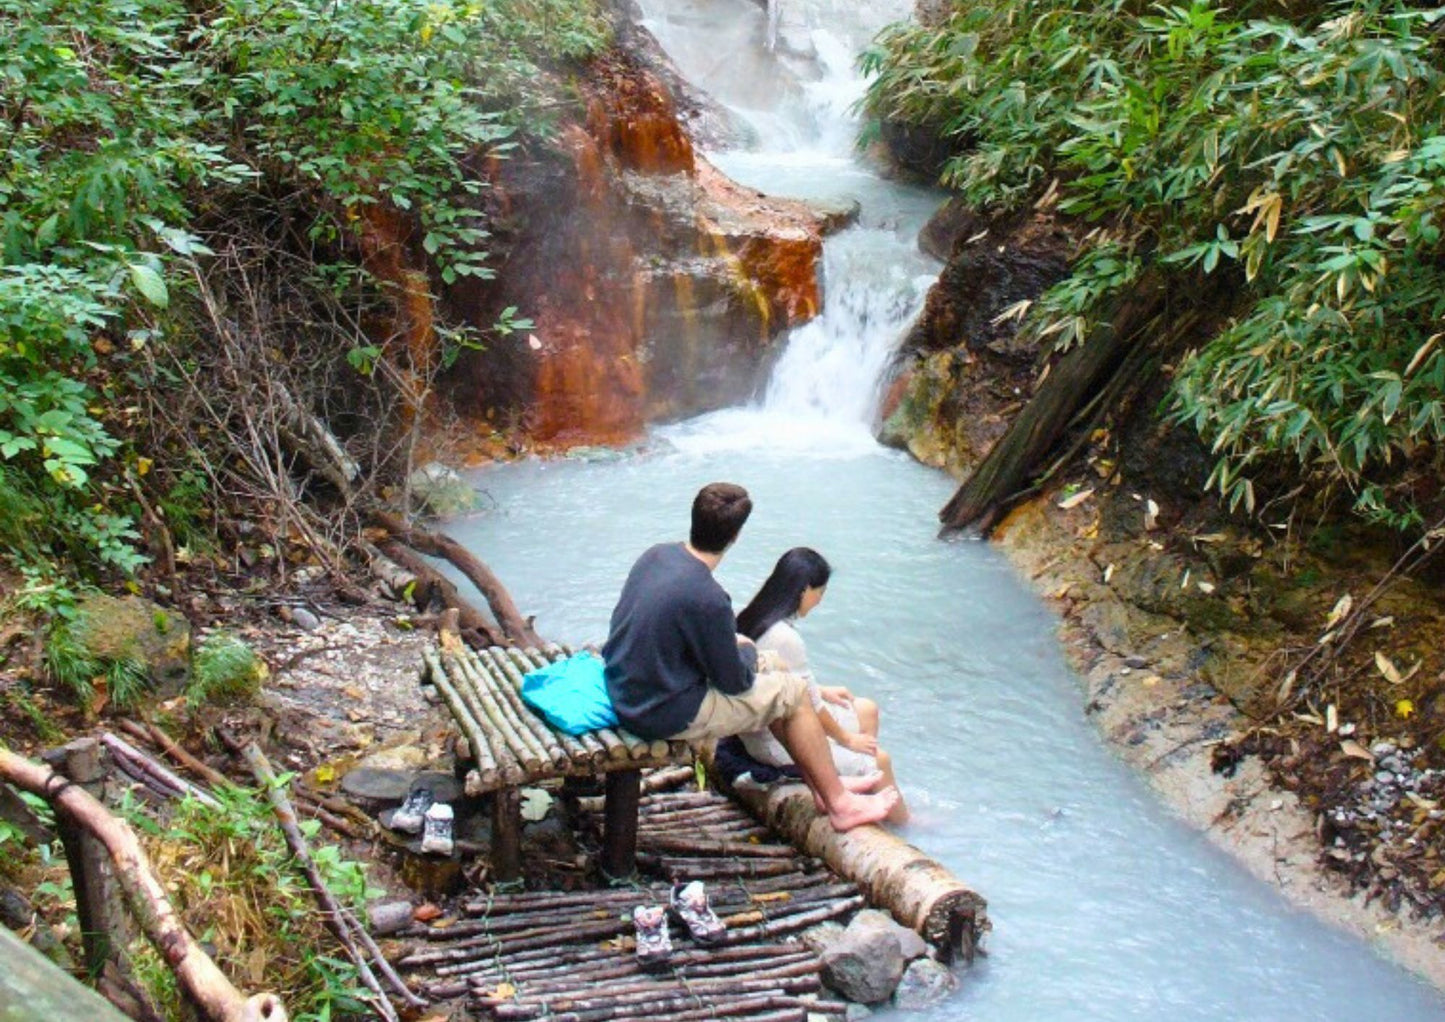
[768,703,897,831]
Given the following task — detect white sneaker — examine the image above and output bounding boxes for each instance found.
[420,803,454,856]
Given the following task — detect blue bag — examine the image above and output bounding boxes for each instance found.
[520,651,618,735]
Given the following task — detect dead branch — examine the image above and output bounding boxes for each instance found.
[376,536,507,646]
[238,742,423,1018]
[373,509,541,646]
[0,746,286,1022]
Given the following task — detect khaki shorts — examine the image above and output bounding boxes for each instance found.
[673,668,810,741]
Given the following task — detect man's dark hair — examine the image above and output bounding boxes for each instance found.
[690,482,752,554]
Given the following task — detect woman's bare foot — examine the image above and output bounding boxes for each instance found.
[841,771,883,793]
[825,788,900,831]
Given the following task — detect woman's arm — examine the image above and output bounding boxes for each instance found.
[817,708,878,755]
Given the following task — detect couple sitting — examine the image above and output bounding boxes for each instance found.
[602,482,905,831]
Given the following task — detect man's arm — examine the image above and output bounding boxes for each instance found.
[688,596,756,696]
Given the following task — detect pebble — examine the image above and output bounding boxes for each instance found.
[291,606,322,630]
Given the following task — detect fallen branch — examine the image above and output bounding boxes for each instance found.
[374,509,542,646]
[239,742,423,1018]
[378,537,507,646]
[0,746,285,1022]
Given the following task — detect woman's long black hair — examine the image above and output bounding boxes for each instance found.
[736,547,832,641]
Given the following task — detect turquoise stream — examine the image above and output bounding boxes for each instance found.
[442,0,1445,1014]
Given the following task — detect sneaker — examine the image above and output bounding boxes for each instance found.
[632,905,671,967]
[420,803,454,856]
[669,881,725,944]
[390,785,434,835]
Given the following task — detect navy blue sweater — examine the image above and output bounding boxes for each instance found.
[602,543,757,739]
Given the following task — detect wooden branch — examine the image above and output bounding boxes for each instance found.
[378,537,507,646]
[373,509,541,646]
[0,746,286,1022]
[100,732,222,810]
[239,743,423,1018]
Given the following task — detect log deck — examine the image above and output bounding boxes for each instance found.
[425,640,698,882]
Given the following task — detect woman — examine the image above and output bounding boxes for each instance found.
[735,548,908,822]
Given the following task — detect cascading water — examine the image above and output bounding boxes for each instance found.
[442,0,1445,1015]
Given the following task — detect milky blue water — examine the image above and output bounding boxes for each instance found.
[439,0,1445,1014]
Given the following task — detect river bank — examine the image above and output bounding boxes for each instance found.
[979,485,1445,989]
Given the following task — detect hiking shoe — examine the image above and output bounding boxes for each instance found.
[420,802,454,856]
[389,785,434,835]
[670,881,725,944]
[633,905,671,967]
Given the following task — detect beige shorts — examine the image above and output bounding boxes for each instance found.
[672,669,810,741]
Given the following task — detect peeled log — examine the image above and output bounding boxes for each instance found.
[731,783,988,961]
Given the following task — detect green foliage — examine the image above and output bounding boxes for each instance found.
[43,613,152,710]
[864,0,1445,523]
[158,784,381,1021]
[189,631,264,705]
[1,0,607,575]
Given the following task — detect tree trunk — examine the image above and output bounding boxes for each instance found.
[729,782,988,962]
[938,271,1220,534]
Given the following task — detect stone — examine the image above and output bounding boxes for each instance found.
[367,900,415,935]
[820,910,908,1004]
[71,593,191,697]
[289,606,321,631]
[800,920,846,957]
[407,462,482,517]
[892,957,959,1010]
[340,767,460,813]
[845,1005,874,1021]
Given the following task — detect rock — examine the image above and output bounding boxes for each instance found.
[800,920,846,957]
[340,767,460,813]
[845,1005,874,1021]
[408,462,482,517]
[820,910,908,1004]
[892,958,959,1010]
[71,594,191,697]
[288,606,321,631]
[367,900,415,935]
[808,197,862,235]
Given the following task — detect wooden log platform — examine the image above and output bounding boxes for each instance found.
[424,638,698,882]
[391,785,865,1021]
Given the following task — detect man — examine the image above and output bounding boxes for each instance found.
[603,482,898,831]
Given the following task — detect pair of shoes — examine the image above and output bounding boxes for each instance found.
[420,803,454,856]
[632,881,727,965]
[390,786,434,835]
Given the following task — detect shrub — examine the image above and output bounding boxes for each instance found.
[863,0,1445,524]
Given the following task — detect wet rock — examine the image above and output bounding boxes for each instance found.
[408,462,482,517]
[892,958,959,1010]
[820,910,908,1004]
[844,1005,874,1022]
[808,197,862,235]
[72,593,191,696]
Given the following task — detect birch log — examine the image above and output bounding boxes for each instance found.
[730,782,989,960]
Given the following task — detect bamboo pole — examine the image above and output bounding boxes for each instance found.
[445,650,534,779]
[448,650,545,773]
[475,648,574,768]
[424,649,498,786]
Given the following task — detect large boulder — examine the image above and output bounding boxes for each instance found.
[820,909,910,1005]
[71,594,191,697]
